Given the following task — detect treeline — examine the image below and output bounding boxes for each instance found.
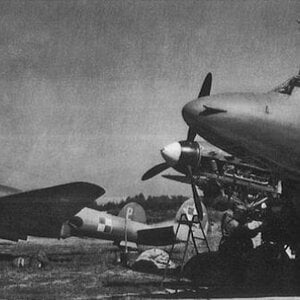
[90,193,189,223]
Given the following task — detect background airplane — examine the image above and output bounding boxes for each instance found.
[0,182,104,242]
[61,198,209,249]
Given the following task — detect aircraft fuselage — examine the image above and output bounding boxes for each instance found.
[182,89,300,182]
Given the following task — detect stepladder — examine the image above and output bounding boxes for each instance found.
[162,213,210,284]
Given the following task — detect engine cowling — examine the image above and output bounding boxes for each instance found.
[161,141,202,170]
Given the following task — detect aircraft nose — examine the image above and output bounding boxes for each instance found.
[182,96,227,127]
[161,142,181,166]
[182,99,203,126]
[68,216,83,228]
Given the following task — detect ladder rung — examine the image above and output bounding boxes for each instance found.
[162,213,210,285]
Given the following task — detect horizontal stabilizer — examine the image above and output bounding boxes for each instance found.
[137,226,176,246]
[119,241,138,250]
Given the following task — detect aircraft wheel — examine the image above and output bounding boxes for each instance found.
[120,252,128,267]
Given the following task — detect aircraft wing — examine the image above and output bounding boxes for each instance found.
[0,182,105,241]
[0,184,22,196]
[137,222,201,246]
[137,225,176,246]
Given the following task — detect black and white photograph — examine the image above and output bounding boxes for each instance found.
[0,0,299,299]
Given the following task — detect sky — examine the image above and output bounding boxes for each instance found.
[0,0,298,199]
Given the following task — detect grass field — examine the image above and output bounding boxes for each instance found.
[0,211,298,299]
[0,214,222,300]
[0,238,158,299]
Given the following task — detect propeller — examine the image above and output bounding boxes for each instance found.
[187,165,203,220]
[141,163,169,181]
[141,72,212,181]
[187,127,197,142]
[142,73,213,220]
[141,141,201,181]
[187,73,212,142]
[198,72,212,99]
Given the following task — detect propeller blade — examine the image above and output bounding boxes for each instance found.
[162,174,191,184]
[187,166,203,220]
[142,163,170,181]
[187,127,197,142]
[198,72,212,98]
[191,183,203,221]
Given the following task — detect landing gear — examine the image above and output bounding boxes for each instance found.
[119,251,129,267]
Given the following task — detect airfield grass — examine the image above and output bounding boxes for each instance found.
[0,210,222,299]
[0,209,297,299]
[0,240,202,299]
[0,208,226,299]
[0,239,142,299]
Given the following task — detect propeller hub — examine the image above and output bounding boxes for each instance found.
[161,141,201,169]
[161,142,181,166]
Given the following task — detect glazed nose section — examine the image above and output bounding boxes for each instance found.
[161,142,181,166]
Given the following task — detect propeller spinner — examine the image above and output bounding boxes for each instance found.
[142,72,212,180]
[142,73,213,220]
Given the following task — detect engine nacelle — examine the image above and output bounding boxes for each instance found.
[161,141,201,171]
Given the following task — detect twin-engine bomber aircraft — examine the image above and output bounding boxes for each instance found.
[0,182,104,242]
[143,70,300,262]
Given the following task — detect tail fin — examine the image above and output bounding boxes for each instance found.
[118,202,147,224]
[175,198,209,237]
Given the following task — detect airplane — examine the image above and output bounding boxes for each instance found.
[142,70,300,262]
[61,198,209,249]
[0,182,104,242]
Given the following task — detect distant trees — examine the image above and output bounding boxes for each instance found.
[89,193,188,223]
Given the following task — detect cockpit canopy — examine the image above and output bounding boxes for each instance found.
[273,72,300,95]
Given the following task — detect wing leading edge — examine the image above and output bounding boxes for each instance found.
[0,182,105,241]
